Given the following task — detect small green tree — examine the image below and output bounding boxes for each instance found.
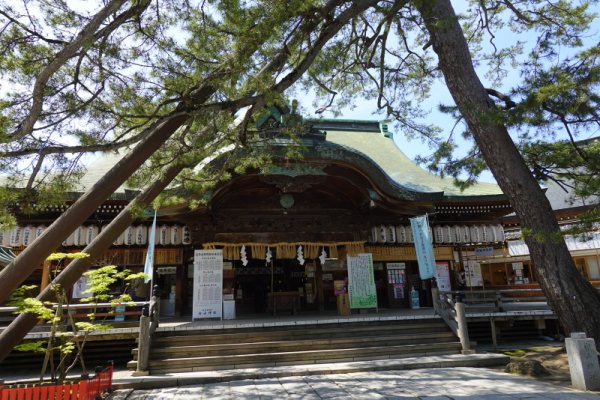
[8,252,146,383]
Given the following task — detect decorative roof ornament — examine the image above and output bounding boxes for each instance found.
[240,245,248,266]
[296,245,305,266]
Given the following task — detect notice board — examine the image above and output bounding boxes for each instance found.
[347,253,377,309]
[435,262,451,292]
[193,249,223,319]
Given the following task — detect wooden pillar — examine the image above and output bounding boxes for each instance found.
[455,297,474,354]
[175,263,184,317]
[490,317,498,350]
[39,261,51,294]
[316,261,324,312]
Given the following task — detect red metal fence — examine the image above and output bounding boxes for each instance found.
[0,363,113,400]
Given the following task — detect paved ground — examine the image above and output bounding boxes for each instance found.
[110,367,600,400]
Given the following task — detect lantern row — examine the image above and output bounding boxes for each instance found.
[0,225,192,248]
[370,224,506,244]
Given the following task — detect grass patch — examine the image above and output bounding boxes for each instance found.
[503,349,527,357]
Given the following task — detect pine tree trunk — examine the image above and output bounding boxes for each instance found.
[0,162,184,362]
[0,112,189,306]
[416,0,600,345]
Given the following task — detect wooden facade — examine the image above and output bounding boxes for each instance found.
[7,113,524,317]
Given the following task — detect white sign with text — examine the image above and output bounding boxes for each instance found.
[193,249,223,320]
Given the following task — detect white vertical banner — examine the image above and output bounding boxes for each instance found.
[143,210,157,284]
[409,215,436,279]
[193,249,223,320]
[72,275,92,299]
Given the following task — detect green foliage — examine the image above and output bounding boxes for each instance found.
[15,340,46,353]
[0,0,597,196]
[519,137,600,230]
[9,252,147,380]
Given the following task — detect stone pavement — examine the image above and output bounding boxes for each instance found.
[110,353,510,390]
[110,367,600,399]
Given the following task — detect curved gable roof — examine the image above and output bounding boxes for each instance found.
[326,129,502,197]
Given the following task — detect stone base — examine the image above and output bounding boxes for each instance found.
[566,333,600,391]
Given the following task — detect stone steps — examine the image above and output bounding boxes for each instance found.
[149,321,449,347]
[128,318,462,374]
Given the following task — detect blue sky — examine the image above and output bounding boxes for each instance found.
[301,2,600,185]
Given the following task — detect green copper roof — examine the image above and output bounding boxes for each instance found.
[0,246,16,267]
[324,128,502,197]
[2,116,503,202]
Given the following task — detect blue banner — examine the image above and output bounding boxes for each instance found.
[410,215,436,279]
[143,210,157,283]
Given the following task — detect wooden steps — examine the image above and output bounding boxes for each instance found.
[128,318,462,374]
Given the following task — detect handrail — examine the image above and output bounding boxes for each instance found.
[134,285,160,376]
[432,288,458,335]
[0,301,149,314]
[432,288,472,353]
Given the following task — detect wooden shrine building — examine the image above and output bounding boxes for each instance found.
[2,111,519,317]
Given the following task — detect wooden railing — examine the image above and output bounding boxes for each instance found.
[0,301,148,327]
[431,288,472,353]
[0,362,113,400]
[451,286,600,313]
[457,288,550,312]
[431,288,458,335]
[133,286,160,376]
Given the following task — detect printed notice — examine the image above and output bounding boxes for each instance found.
[192,249,223,319]
[347,253,377,309]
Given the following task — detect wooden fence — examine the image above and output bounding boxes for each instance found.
[0,363,112,400]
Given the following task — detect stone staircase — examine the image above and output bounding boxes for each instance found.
[127,317,462,374]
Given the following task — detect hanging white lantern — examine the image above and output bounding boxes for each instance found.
[494,224,505,242]
[265,247,272,265]
[158,225,170,245]
[63,229,76,247]
[34,225,46,241]
[22,225,35,246]
[461,226,471,243]
[433,226,444,243]
[181,225,192,245]
[123,226,135,246]
[453,225,463,243]
[378,225,387,243]
[481,225,493,243]
[135,225,148,245]
[370,227,379,243]
[113,229,125,246]
[170,225,182,245]
[469,226,481,243]
[1,229,10,247]
[406,226,413,243]
[443,225,454,243]
[387,225,396,243]
[9,226,22,247]
[85,225,99,245]
[395,225,406,243]
[73,226,86,247]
